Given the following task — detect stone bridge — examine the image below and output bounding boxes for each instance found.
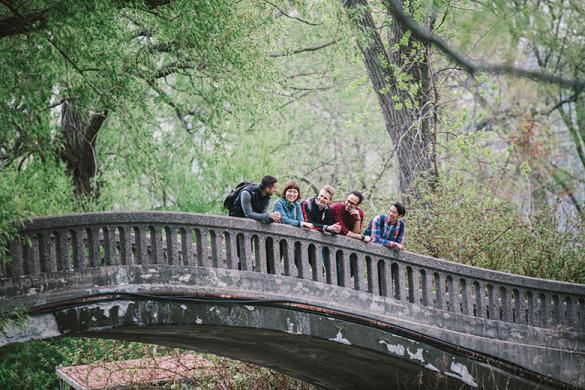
[0,212,584,389]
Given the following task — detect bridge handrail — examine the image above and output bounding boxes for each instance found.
[2,211,584,331]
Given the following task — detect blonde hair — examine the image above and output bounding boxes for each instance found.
[322,185,335,199]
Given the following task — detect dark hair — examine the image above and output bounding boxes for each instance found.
[394,202,406,216]
[261,175,278,189]
[348,191,364,205]
[281,180,302,199]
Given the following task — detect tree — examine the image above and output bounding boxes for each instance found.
[0,1,277,199]
[341,0,435,193]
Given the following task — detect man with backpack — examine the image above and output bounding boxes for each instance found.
[364,202,406,250]
[225,176,281,223]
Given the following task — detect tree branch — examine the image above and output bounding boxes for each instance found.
[269,39,339,58]
[263,0,321,26]
[379,0,585,89]
[0,0,173,39]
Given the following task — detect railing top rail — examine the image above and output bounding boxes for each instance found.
[13,211,585,296]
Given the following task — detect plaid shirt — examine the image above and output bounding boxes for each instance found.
[369,214,405,246]
[330,202,365,236]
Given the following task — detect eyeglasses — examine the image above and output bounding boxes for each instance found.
[345,200,359,208]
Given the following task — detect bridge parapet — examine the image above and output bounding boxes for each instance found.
[2,211,584,333]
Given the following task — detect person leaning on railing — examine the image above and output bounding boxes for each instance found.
[300,184,342,234]
[364,202,406,250]
[329,191,369,241]
[272,180,314,229]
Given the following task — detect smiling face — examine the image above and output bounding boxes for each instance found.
[387,206,401,224]
[344,194,360,212]
[285,188,299,202]
[316,189,333,207]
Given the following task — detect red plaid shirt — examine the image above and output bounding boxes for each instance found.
[330,202,365,236]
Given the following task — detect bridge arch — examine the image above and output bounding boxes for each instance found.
[1,212,584,388]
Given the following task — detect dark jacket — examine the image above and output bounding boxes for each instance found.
[301,196,334,232]
[230,184,272,223]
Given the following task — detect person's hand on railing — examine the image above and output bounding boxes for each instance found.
[326,223,342,234]
[387,241,404,250]
[301,222,314,229]
[269,211,281,223]
[360,235,372,243]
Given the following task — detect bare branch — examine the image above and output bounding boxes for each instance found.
[269,39,339,58]
[379,0,585,89]
[263,0,321,26]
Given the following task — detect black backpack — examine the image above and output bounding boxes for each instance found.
[223,181,254,213]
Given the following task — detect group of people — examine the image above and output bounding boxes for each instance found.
[227,175,406,250]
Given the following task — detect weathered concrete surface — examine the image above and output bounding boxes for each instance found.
[2,299,565,389]
[1,265,583,388]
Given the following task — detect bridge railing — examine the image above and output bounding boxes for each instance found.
[1,212,584,332]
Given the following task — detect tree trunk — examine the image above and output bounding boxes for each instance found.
[342,0,434,193]
[59,98,108,199]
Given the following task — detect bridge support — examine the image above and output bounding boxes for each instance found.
[1,297,566,389]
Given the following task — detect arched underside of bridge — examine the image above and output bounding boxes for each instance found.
[1,298,562,390]
[1,266,580,389]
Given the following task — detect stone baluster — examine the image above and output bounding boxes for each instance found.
[467,279,476,316]
[476,282,488,319]
[351,253,366,291]
[180,227,194,266]
[325,248,338,286]
[333,250,347,288]
[367,258,380,296]
[196,228,210,267]
[562,295,574,328]
[209,230,222,268]
[283,239,295,276]
[412,268,423,306]
[255,235,267,274]
[55,231,70,271]
[166,227,179,266]
[486,284,496,320]
[576,298,585,332]
[9,237,24,277]
[269,236,282,276]
[503,287,514,322]
[150,225,164,265]
[86,227,100,268]
[551,294,561,327]
[525,291,536,326]
[539,293,550,328]
[434,273,445,310]
[458,278,470,315]
[422,269,433,307]
[38,231,54,274]
[446,276,455,311]
[310,244,323,283]
[497,286,510,322]
[239,233,253,271]
[224,232,239,270]
[71,229,85,272]
[296,241,309,280]
[134,226,148,265]
[24,234,40,276]
[515,289,526,325]
[107,226,120,266]
[377,260,391,297]
[118,226,133,266]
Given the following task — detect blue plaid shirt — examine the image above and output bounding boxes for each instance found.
[368,214,405,246]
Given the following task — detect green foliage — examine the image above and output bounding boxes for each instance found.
[0,338,146,389]
[406,139,585,283]
[0,339,314,389]
[0,158,86,263]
